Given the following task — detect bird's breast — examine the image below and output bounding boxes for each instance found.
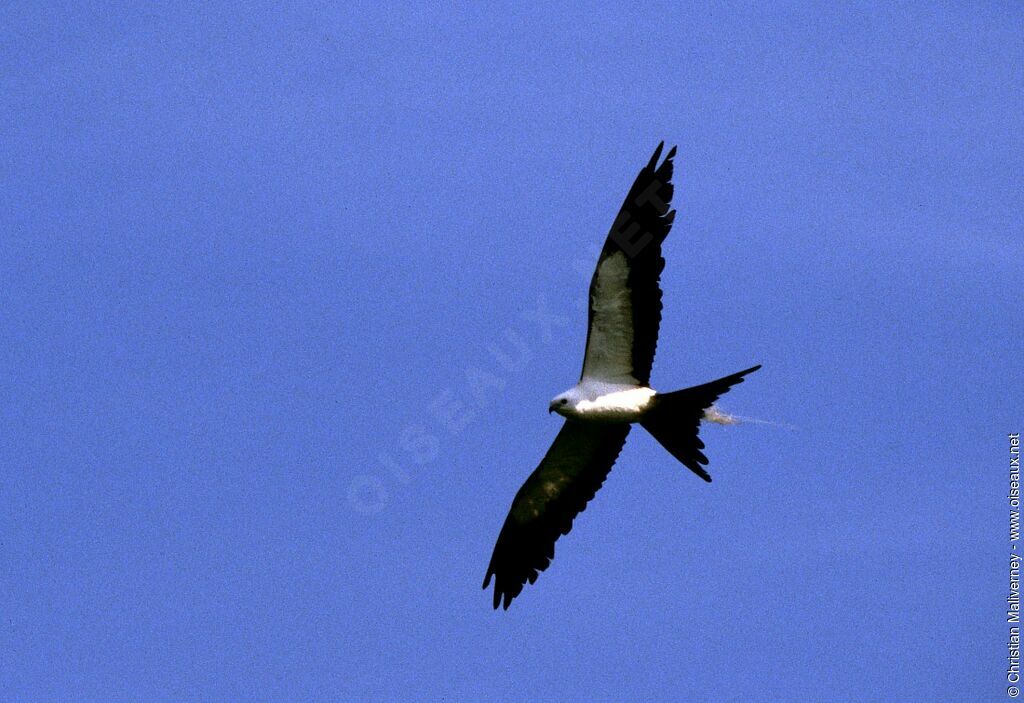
[572,386,656,422]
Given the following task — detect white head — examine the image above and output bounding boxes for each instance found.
[548,387,583,417]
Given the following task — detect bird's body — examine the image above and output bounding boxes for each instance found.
[551,381,656,422]
[483,143,761,609]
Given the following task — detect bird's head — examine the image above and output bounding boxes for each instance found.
[548,389,580,417]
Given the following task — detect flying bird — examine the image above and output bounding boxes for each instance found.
[483,143,760,610]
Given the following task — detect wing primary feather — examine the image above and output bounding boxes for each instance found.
[647,141,665,170]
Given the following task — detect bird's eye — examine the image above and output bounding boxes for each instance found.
[560,399,568,404]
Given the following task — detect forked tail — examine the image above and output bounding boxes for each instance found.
[640,365,761,482]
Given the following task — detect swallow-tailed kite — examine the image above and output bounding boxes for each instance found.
[483,143,760,610]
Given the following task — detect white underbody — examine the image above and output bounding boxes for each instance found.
[551,378,657,423]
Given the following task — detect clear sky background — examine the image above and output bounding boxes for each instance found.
[1,2,1021,701]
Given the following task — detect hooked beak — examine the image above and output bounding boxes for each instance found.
[548,402,556,414]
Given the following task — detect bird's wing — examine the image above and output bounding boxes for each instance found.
[483,420,631,609]
[580,143,677,386]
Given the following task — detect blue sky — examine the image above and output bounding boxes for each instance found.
[1,2,1021,701]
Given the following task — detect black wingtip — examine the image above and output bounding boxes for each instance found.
[647,141,665,170]
[484,570,511,610]
[683,460,713,483]
[647,142,677,171]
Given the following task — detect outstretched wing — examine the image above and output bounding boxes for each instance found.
[580,143,677,385]
[483,421,631,609]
